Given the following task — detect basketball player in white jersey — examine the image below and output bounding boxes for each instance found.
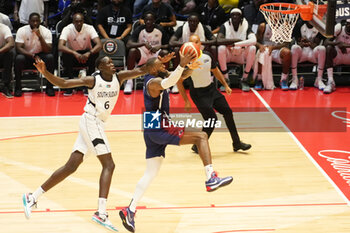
[124,11,168,94]
[22,55,159,231]
[324,20,350,94]
[217,8,257,92]
[291,22,326,90]
[255,22,291,90]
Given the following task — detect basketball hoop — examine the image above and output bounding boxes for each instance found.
[260,3,313,44]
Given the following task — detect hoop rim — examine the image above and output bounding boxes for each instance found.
[260,3,300,14]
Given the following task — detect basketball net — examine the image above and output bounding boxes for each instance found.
[260,3,300,44]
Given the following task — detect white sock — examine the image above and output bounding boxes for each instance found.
[281,73,288,80]
[129,157,163,213]
[32,187,45,202]
[205,164,214,181]
[327,68,334,83]
[98,198,107,215]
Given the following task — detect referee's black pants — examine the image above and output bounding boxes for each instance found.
[189,82,240,144]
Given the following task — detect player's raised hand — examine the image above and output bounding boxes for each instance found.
[179,49,196,67]
[33,56,47,73]
[187,60,202,70]
[158,52,175,63]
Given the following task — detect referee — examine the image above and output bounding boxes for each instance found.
[178,35,251,153]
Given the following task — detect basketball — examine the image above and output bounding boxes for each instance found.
[180,42,201,61]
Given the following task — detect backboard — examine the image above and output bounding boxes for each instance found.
[296,0,336,38]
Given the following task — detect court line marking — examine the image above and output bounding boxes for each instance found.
[0,127,285,142]
[213,229,275,233]
[252,89,350,205]
[0,111,270,119]
[0,156,178,208]
[1,202,346,214]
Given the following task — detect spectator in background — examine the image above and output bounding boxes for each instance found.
[59,12,102,96]
[290,21,326,90]
[96,0,133,45]
[0,12,13,30]
[169,12,216,93]
[218,0,239,13]
[98,0,134,13]
[14,0,49,27]
[217,8,256,92]
[165,0,196,15]
[140,0,176,44]
[14,12,55,97]
[0,23,15,98]
[0,0,15,15]
[243,0,267,32]
[57,0,94,33]
[198,0,227,35]
[124,11,168,94]
[133,0,151,16]
[255,22,291,90]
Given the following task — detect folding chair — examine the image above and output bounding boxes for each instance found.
[100,38,126,71]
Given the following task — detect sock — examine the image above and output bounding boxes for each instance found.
[327,68,334,83]
[129,199,137,213]
[32,187,45,202]
[257,74,262,80]
[281,73,288,80]
[129,157,163,213]
[205,164,214,181]
[98,198,107,215]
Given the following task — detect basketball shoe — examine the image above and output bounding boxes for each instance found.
[205,171,233,192]
[280,79,289,90]
[314,78,326,90]
[92,211,118,232]
[22,193,37,219]
[119,207,136,232]
[324,81,336,94]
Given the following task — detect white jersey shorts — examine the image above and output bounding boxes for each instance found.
[72,112,111,157]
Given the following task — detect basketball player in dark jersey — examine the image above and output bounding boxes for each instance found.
[119,51,233,233]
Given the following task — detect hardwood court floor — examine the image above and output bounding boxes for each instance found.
[0,89,350,233]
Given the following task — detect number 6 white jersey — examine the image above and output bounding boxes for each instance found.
[84,71,120,122]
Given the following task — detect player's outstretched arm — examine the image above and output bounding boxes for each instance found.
[117,65,148,84]
[34,57,94,89]
[147,51,196,98]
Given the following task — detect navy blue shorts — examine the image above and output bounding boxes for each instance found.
[143,127,184,159]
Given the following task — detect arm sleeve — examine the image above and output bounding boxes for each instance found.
[234,33,256,47]
[160,65,185,89]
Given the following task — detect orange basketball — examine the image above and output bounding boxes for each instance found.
[180,42,201,61]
